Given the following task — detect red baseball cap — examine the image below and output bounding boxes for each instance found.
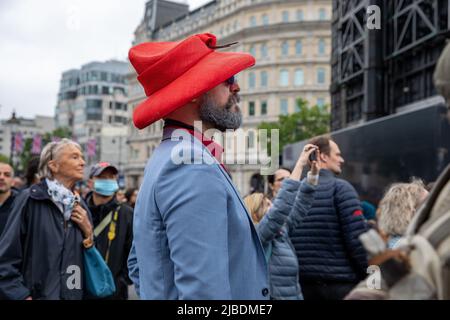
[129,33,255,129]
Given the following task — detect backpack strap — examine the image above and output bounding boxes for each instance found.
[94,211,113,238]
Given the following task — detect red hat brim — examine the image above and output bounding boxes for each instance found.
[132,50,255,129]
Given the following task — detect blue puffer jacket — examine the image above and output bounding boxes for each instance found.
[290,169,368,284]
[256,178,316,300]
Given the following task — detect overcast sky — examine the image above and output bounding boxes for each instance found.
[0,0,211,120]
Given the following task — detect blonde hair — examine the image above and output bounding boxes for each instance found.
[378,179,428,237]
[38,139,82,179]
[244,193,266,224]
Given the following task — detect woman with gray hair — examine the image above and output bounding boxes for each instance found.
[377,179,429,249]
[0,138,95,300]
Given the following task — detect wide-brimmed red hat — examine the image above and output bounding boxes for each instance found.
[129,33,255,129]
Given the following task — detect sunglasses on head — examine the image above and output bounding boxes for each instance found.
[225,75,236,86]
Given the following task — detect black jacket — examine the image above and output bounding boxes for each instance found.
[290,169,368,284]
[0,180,91,300]
[0,189,17,237]
[85,192,133,299]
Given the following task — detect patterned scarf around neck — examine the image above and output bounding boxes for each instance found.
[46,178,80,221]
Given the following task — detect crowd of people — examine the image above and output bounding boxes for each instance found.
[0,135,445,300]
[0,142,137,299]
[0,33,448,300]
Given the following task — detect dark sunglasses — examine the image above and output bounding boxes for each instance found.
[225,75,236,86]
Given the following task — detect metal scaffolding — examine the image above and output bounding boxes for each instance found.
[331,0,450,130]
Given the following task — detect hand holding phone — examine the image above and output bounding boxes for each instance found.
[309,149,317,162]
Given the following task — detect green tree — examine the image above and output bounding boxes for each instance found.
[0,154,9,164]
[258,98,330,155]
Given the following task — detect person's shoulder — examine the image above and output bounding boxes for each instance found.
[6,187,32,215]
[335,177,358,195]
[13,186,31,201]
[335,177,354,188]
[149,138,211,172]
[119,202,134,215]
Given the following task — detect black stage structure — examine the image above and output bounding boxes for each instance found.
[284,0,450,203]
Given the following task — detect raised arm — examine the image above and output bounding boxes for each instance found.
[257,179,301,245]
[258,144,319,244]
[287,160,319,233]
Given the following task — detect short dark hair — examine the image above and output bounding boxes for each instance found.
[267,167,291,185]
[308,135,333,156]
[0,161,14,177]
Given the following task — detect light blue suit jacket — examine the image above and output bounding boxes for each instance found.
[128,127,269,300]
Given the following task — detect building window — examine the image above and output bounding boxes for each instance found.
[282,10,289,22]
[279,69,289,86]
[249,16,257,27]
[90,71,99,81]
[294,69,304,86]
[249,45,256,57]
[100,72,108,81]
[261,43,268,58]
[102,86,110,95]
[280,99,289,115]
[317,98,325,107]
[260,71,268,87]
[295,40,302,55]
[86,99,102,121]
[296,10,304,21]
[114,116,125,123]
[281,41,289,56]
[318,39,326,55]
[248,72,256,89]
[262,14,269,26]
[261,101,268,115]
[317,68,326,84]
[115,102,125,110]
[319,8,327,20]
[249,101,255,116]
[88,85,98,95]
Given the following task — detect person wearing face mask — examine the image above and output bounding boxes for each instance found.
[85,162,133,300]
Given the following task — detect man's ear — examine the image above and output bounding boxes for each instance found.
[87,179,93,189]
[319,152,327,163]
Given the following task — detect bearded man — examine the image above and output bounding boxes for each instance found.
[127,33,269,300]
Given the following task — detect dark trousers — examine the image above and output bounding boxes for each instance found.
[300,281,357,300]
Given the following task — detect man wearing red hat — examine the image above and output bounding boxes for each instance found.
[127,33,269,299]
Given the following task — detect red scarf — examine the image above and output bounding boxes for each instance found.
[164,120,230,175]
